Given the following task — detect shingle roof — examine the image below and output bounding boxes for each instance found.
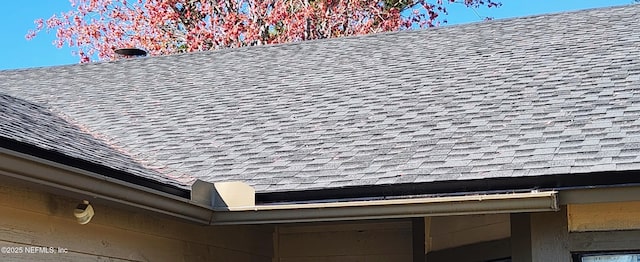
[0,94,190,189]
[1,4,640,193]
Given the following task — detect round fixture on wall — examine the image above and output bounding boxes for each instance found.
[74,200,94,225]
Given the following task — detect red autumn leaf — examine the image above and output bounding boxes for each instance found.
[28,0,500,63]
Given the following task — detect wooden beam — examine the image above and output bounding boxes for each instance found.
[425,238,510,261]
[569,229,640,252]
[568,201,640,232]
[412,218,426,262]
[560,186,640,205]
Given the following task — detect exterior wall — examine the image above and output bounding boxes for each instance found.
[423,214,511,261]
[426,203,640,261]
[6,172,640,262]
[0,180,273,262]
[274,220,412,262]
[429,214,510,252]
[271,214,510,262]
[568,200,640,254]
[568,201,640,232]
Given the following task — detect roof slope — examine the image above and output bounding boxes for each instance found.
[1,5,640,193]
[0,93,190,190]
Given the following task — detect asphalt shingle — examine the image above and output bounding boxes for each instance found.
[1,5,640,193]
[0,94,191,188]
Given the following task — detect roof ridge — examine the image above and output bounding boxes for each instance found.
[1,3,636,73]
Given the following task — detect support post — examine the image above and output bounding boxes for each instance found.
[413,217,426,262]
[511,213,533,262]
[511,208,570,262]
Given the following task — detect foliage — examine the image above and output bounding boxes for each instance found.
[27,0,500,62]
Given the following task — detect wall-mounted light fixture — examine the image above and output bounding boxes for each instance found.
[74,200,94,225]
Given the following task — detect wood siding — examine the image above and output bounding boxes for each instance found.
[568,201,640,232]
[429,214,510,252]
[0,180,273,262]
[275,220,412,262]
[425,238,511,262]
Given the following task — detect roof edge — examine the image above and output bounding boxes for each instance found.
[0,146,213,224]
[0,146,559,225]
[6,143,640,226]
[0,136,190,198]
[256,170,640,204]
[211,191,558,225]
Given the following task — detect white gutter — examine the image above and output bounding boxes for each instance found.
[0,148,559,225]
[210,191,558,225]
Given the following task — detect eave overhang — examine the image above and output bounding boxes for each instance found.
[1,146,560,225]
[0,147,214,224]
[210,191,558,225]
[6,145,640,226]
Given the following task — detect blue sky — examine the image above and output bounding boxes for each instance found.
[0,0,634,70]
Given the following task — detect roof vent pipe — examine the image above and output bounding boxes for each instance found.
[114,48,148,59]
